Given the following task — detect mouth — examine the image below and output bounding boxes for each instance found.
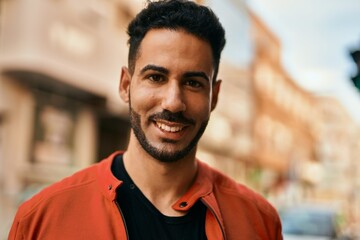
[154,120,187,133]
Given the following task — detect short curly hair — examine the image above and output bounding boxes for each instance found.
[127,0,226,82]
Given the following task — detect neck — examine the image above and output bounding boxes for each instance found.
[123,133,198,216]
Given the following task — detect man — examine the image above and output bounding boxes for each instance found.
[9,0,283,239]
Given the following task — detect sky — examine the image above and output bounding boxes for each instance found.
[246,0,360,123]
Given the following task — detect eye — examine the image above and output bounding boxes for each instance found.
[185,79,203,89]
[147,74,164,83]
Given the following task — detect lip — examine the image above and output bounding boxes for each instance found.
[152,120,189,141]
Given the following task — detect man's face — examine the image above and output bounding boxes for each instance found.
[120,29,221,162]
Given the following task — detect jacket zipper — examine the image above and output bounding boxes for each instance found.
[115,200,129,240]
[201,199,227,240]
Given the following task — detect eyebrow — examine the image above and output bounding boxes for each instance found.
[140,64,210,83]
[140,64,169,75]
[183,72,210,83]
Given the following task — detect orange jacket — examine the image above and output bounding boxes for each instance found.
[9,152,283,239]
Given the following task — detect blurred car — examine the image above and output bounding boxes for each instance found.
[279,204,340,240]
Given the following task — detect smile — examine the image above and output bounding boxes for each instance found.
[155,121,185,133]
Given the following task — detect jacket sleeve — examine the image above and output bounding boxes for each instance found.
[275,213,283,240]
[276,222,283,240]
[8,213,22,240]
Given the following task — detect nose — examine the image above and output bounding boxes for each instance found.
[161,81,186,113]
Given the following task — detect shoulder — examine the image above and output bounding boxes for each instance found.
[8,152,125,239]
[14,150,125,219]
[16,151,123,218]
[198,161,283,239]
[17,162,100,217]
[8,162,103,238]
[199,161,280,220]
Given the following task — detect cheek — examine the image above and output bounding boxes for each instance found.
[130,86,158,112]
[186,95,211,119]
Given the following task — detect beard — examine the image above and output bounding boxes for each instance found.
[129,106,209,163]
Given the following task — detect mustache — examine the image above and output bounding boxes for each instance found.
[149,110,195,125]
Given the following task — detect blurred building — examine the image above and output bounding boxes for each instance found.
[248,9,322,205]
[0,0,142,236]
[316,96,360,229]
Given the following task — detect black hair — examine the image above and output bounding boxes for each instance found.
[127,0,226,82]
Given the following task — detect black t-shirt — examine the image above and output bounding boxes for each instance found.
[112,155,207,240]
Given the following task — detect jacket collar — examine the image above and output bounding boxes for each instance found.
[172,160,214,211]
[97,151,223,218]
[97,151,124,201]
[97,152,225,238]
[172,160,226,239]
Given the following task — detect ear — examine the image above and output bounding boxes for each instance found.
[211,79,221,111]
[119,67,131,103]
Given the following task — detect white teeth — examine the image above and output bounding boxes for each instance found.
[156,122,183,133]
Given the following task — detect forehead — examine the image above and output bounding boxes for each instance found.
[135,29,214,75]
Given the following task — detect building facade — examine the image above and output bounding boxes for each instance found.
[0,0,140,236]
[316,96,360,232]
[248,9,323,206]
